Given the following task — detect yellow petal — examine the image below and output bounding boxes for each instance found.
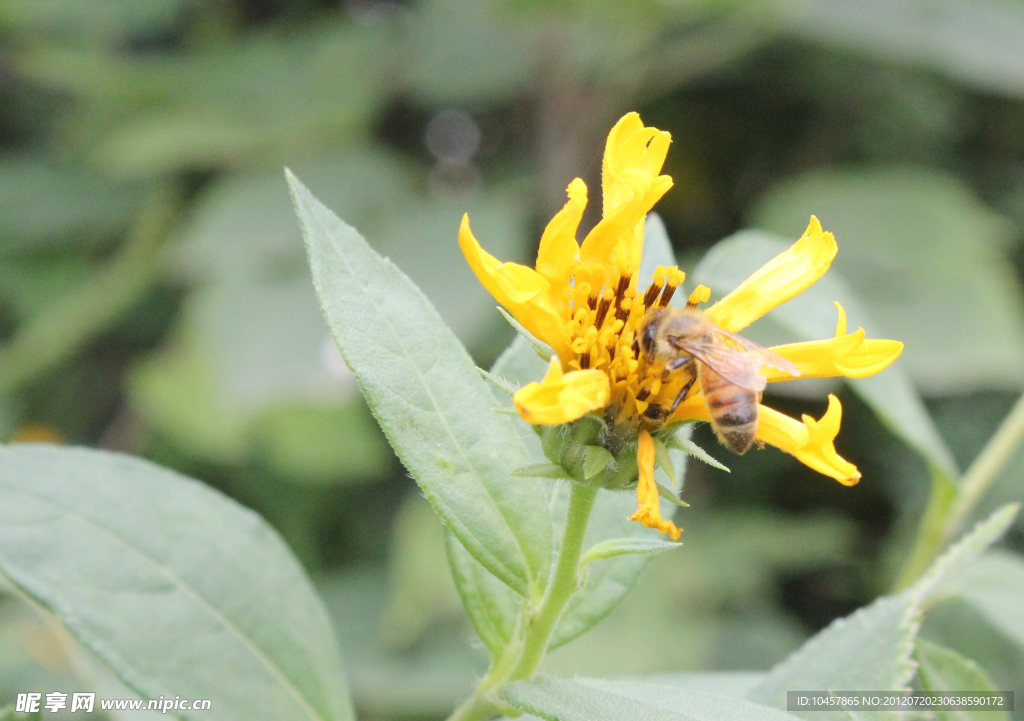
[459,215,571,360]
[536,179,586,318]
[628,430,682,540]
[706,216,837,333]
[766,303,904,380]
[756,396,861,485]
[669,393,860,485]
[513,357,610,426]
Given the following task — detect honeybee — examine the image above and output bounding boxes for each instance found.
[638,307,800,454]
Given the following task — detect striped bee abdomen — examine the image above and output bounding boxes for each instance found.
[698,365,759,454]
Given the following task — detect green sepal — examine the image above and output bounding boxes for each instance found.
[656,481,690,507]
[665,430,730,472]
[651,436,676,485]
[478,367,518,397]
[583,445,615,480]
[581,538,682,566]
[497,306,556,360]
[511,463,573,480]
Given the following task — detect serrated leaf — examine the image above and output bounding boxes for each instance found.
[665,432,730,472]
[512,464,573,480]
[505,675,804,721]
[479,367,518,397]
[656,481,690,507]
[497,307,556,361]
[746,505,1019,720]
[915,639,1010,721]
[581,538,681,565]
[584,445,615,480]
[692,228,958,480]
[444,531,520,659]
[0,445,352,721]
[940,549,1024,650]
[652,437,677,486]
[290,171,552,598]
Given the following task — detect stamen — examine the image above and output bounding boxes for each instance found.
[595,295,613,329]
[587,295,599,311]
[642,282,663,309]
[578,352,591,369]
[658,284,678,307]
[615,274,630,300]
[687,284,711,309]
[636,387,651,402]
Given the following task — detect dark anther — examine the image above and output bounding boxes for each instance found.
[578,352,590,369]
[631,339,640,359]
[615,305,630,322]
[608,344,617,361]
[643,283,663,309]
[594,297,612,329]
[615,275,630,300]
[635,387,651,401]
[587,295,599,310]
[658,283,679,307]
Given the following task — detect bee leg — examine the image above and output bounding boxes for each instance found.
[669,375,697,415]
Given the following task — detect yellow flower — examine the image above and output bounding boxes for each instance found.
[459,112,903,539]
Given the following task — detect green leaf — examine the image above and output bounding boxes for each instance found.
[289,171,552,598]
[656,482,690,507]
[746,505,1019,719]
[498,307,556,361]
[444,532,521,659]
[0,445,353,721]
[651,437,677,485]
[584,445,615,480]
[505,674,803,721]
[940,549,1024,650]
[479,367,519,397]
[582,538,681,565]
[915,639,1010,721]
[664,432,730,472]
[692,228,959,480]
[512,463,574,480]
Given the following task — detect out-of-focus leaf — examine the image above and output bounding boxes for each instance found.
[940,550,1024,651]
[403,0,537,103]
[20,25,384,175]
[751,167,1024,394]
[0,445,353,721]
[317,568,484,720]
[747,505,1018,718]
[248,404,389,485]
[915,639,1010,721]
[765,0,1024,99]
[380,496,464,648]
[0,159,147,251]
[0,0,188,43]
[505,674,803,721]
[692,226,959,480]
[290,172,552,598]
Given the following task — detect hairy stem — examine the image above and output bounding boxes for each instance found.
[446,480,600,721]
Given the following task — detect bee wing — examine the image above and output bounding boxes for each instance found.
[715,329,801,378]
[681,342,768,391]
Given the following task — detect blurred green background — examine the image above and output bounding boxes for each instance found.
[1,0,1024,718]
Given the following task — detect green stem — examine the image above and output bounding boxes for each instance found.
[445,480,600,721]
[895,390,1024,590]
[0,183,183,395]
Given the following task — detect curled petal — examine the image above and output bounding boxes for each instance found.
[513,357,610,426]
[459,215,571,360]
[767,303,904,380]
[669,393,860,485]
[756,396,861,485]
[628,430,682,540]
[707,216,837,333]
[536,179,586,316]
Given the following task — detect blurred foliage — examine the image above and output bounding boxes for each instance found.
[1,0,1024,718]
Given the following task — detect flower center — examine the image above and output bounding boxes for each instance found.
[564,264,691,430]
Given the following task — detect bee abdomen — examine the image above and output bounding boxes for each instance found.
[705,389,759,455]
